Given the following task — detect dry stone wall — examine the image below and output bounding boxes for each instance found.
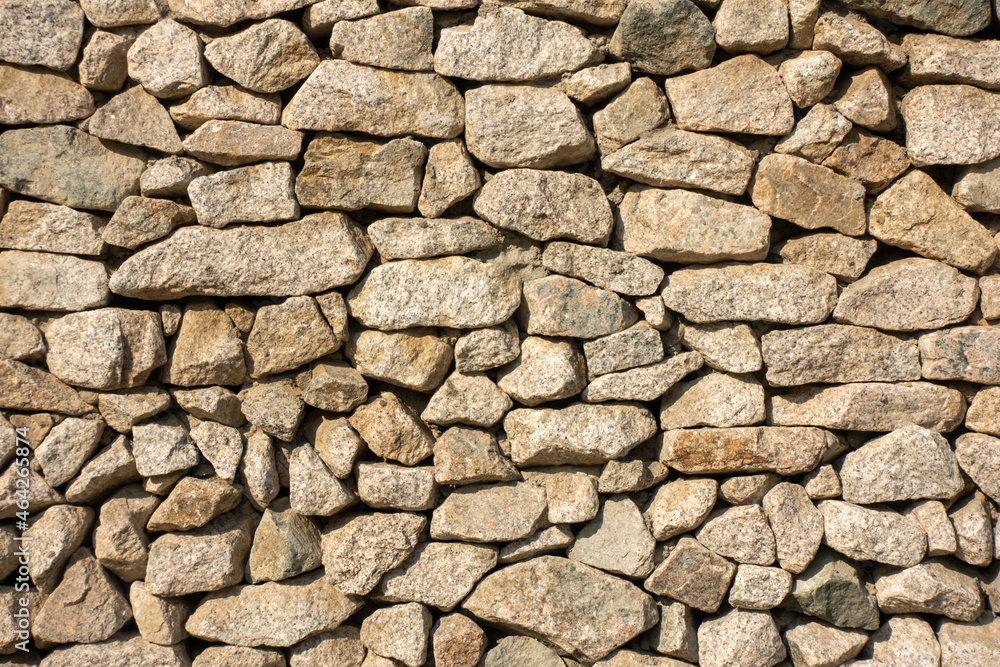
[2,0,1000,665]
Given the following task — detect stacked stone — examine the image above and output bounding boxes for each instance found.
[2,0,1000,665]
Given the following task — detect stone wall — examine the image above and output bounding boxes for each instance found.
[1,0,1000,665]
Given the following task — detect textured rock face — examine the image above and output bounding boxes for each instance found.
[9,1,1000,663]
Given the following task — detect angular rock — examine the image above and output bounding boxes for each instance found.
[505,403,656,466]
[435,8,598,82]
[127,19,208,98]
[130,580,189,646]
[908,500,957,557]
[303,415,363,479]
[376,542,498,611]
[592,77,669,154]
[98,387,170,433]
[822,128,910,193]
[418,139,480,218]
[79,30,132,91]
[433,614,486,667]
[874,561,983,621]
[349,392,435,466]
[169,85,282,130]
[645,478,717,540]
[585,352,706,403]
[545,472,600,524]
[348,258,520,330]
[0,125,145,212]
[954,157,1000,213]
[763,483,824,574]
[729,565,792,610]
[239,427,279,510]
[901,34,1000,91]
[661,426,829,475]
[350,329,453,392]
[770,382,967,433]
[474,169,612,244]
[699,611,789,667]
[840,426,963,504]
[321,511,426,596]
[34,417,104,487]
[956,433,1000,503]
[602,126,755,196]
[696,505,776,566]
[775,104,853,164]
[568,495,655,578]
[421,372,511,427]
[834,258,979,331]
[679,321,762,374]
[246,296,337,379]
[368,217,500,261]
[463,556,658,661]
[132,417,198,477]
[785,620,867,667]
[720,473,780,506]
[0,359,93,416]
[0,0,82,71]
[103,197,196,250]
[38,632,188,666]
[110,213,373,299]
[332,7,433,71]
[751,154,866,235]
[609,0,715,75]
[455,322,520,373]
[521,276,636,338]
[90,86,183,154]
[497,337,585,407]
[621,186,771,263]
[360,603,432,667]
[186,571,363,647]
[663,55,794,135]
[295,133,426,213]
[939,616,1000,666]
[162,300,246,387]
[189,161,298,228]
[140,156,213,197]
[819,501,926,567]
[863,615,940,667]
[23,504,93,594]
[661,263,837,325]
[838,0,990,36]
[283,61,464,139]
[499,525,575,564]
[645,601,698,662]
[778,51,842,108]
[0,313,45,361]
[287,444,354,515]
[147,476,242,532]
[92,485,158,581]
[643,537,735,613]
[433,426,518,486]
[246,498,322,584]
[920,327,1000,384]
[169,0,318,26]
[834,66,897,132]
[777,233,877,282]
[484,636,563,667]
[901,85,1000,167]
[583,323,664,377]
[786,550,880,630]
[204,19,318,94]
[65,435,140,504]
[872,170,996,273]
[812,10,907,71]
[289,627,367,667]
[296,361,369,413]
[430,481,547,543]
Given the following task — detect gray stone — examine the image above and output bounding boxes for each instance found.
[435,7,598,82]
[762,482,824,574]
[713,0,788,54]
[505,403,656,466]
[37,632,188,666]
[920,327,1000,384]
[140,157,214,197]
[497,0,627,25]
[840,426,963,504]
[465,85,594,168]
[664,55,794,135]
[246,498,322,583]
[332,7,433,71]
[347,257,521,330]
[204,19,318,94]
[770,382,967,433]
[787,550,880,630]
[110,213,372,299]
[189,161,298,228]
[368,218,500,260]
[418,139,481,218]
[474,169,612,244]
[621,186,771,263]
[283,60,464,139]
[132,417,198,478]
[834,258,980,331]
[484,636,564,667]
[169,0,319,27]
[661,426,830,476]
[729,565,792,610]
[679,321,762,374]
[497,337,585,407]
[455,323,520,373]
[838,0,990,36]
[568,495,656,578]
[360,602,432,667]
[34,417,104,487]
[761,324,920,386]
[819,501,926,567]
[288,445,354,515]
[609,0,715,75]
[543,242,664,296]
[0,125,145,212]
[954,157,1000,213]
[463,556,659,662]
[874,561,983,621]
[697,608,786,667]
[356,463,438,512]
[812,9,907,71]
[661,262,837,325]
[522,276,637,338]
[902,85,1000,167]
[432,426,519,486]
[321,511,426,596]
[603,126,755,196]
[349,329,453,392]
[949,493,993,567]
[79,30,131,91]
[583,323,664,377]
[499,525,575,564]
[169,85,282,130]
[0,0,83,71]
[127,19,208,98]
[696,505,776,566]
[430,481,547,542]
[643,537,735,612]
[778,51,842,108]
[901,34,1000,91]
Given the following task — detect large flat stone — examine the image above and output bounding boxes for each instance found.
[463,556,658,661]
[819,500,927,567]
[346,257,521,330]
[919,327,1000,383]
[661,426,829,476]
[661,263,838,325]
[0,251,108,311]
[110,213,372,299]
[839,0,990,36]
[0,125,145,212]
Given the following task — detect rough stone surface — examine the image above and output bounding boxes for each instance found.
[609,0,715,75]
[661,426,829,476]
[819,501,927,567]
